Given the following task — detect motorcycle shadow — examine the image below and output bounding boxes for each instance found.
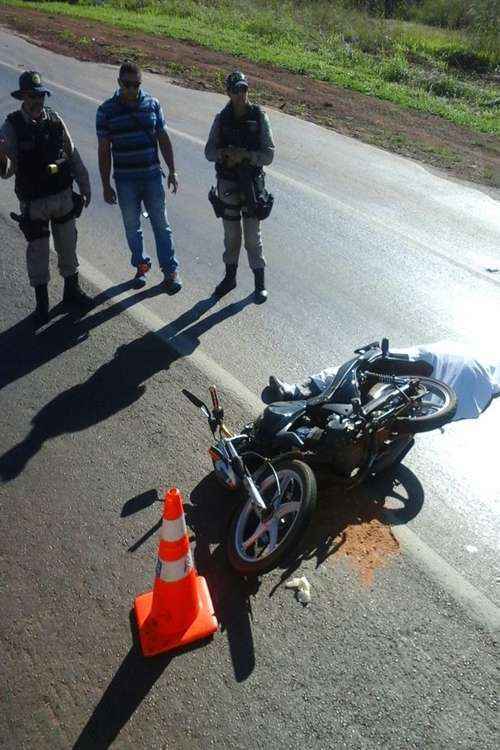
[277,462,425,577]
[186,473,259,682]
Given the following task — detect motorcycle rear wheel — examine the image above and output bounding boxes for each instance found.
[394,376,457,433]
[226,458,317,576]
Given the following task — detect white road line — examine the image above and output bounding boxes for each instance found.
[2,56,499,636]
[80,254,500,640]
[0,57,498,287]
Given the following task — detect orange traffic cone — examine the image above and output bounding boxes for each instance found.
[134,487,218,657]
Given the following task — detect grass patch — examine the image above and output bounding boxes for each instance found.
[4,0,499,134]
[57,28,77,43]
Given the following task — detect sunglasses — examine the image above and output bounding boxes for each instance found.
[120,79,141,89]
[25,92,45,100]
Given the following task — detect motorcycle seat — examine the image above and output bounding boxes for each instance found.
[259,400,307,437]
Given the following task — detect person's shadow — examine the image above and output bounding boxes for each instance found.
[0,280,164,392]
[0,294,254,482]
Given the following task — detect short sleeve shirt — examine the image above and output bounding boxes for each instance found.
[96,90,167,180]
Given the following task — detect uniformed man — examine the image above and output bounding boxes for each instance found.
[0,71,92,325]
[205,70,275,303]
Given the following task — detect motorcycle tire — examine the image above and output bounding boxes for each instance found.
[394,376,457,434]
[226,458,317,576]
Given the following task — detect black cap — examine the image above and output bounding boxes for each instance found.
[226,70,248,93]
[11,71,51,100]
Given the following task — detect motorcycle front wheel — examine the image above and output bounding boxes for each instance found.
[226,458,317,576]
[394,376,457,433]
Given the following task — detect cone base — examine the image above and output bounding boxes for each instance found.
[134,575,218,657]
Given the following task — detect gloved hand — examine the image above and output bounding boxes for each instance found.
[222,147,248,168]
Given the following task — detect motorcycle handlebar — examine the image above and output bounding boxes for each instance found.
[209,385,220,410]
[182,388,209,412]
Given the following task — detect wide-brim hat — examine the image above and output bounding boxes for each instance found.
[11,70,52,100]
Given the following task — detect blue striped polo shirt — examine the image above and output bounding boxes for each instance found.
[96,90,166,180]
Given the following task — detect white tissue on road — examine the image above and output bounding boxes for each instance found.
[285,576,311,605]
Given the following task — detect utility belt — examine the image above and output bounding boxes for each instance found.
[209,164,274,222]
[11,191,84,242]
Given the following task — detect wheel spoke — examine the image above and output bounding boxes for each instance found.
[275,501,301,520]
[279,473,294,498]
[242,521,269,550]
[263,520,279,555]
[259,474,277,494]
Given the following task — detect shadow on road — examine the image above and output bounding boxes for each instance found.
[186,472,258,683]
[121,489,160,517]
[0,294,254,482]
[118,473,257,682]
[269,462,425,589]
[72,611,208,750]
[0,279,165,392]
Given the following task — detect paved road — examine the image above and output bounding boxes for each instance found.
[0,30,498,749]
[1,241,497,750]
[0,32,498,599]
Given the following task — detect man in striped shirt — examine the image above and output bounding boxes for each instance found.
[96,61,181,293]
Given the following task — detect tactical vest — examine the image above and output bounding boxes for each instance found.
[216,103,263,180]
[7,108,73,201]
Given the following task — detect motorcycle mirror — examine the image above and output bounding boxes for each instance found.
[181,389,210,418]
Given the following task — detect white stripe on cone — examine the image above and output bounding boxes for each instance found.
[161,514,188,543]
[157,550,194,583]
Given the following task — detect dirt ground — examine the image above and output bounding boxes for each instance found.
[1,4,499,188]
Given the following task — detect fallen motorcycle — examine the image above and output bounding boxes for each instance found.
[183,338,457,576]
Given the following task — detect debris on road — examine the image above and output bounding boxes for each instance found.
[285,576,311,606]
[312,488,401,587]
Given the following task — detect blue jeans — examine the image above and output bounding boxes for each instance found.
[115,172,178,275]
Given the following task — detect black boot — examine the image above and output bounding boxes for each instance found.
[253,268,268,303]
[63,273,93,310]
[214,264,237,297]
[34,284,49,325]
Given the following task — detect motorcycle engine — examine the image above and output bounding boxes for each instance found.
[320,412,368,476]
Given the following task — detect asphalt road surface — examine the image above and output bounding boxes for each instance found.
[0,31,498,750]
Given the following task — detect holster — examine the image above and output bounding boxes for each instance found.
[208,186,231,219]
[237,166,274,220]
[209,166,274,221]
[10,212,50,242]
[51,191,85,225]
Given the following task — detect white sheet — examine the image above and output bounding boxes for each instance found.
[394,340,500,420]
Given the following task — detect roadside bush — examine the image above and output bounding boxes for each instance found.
[408,0,471,29]
[379,53,410,82]
[440,48,492,73]
[413,71,484,102]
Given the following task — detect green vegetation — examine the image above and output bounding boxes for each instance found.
[5,0,499,133]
